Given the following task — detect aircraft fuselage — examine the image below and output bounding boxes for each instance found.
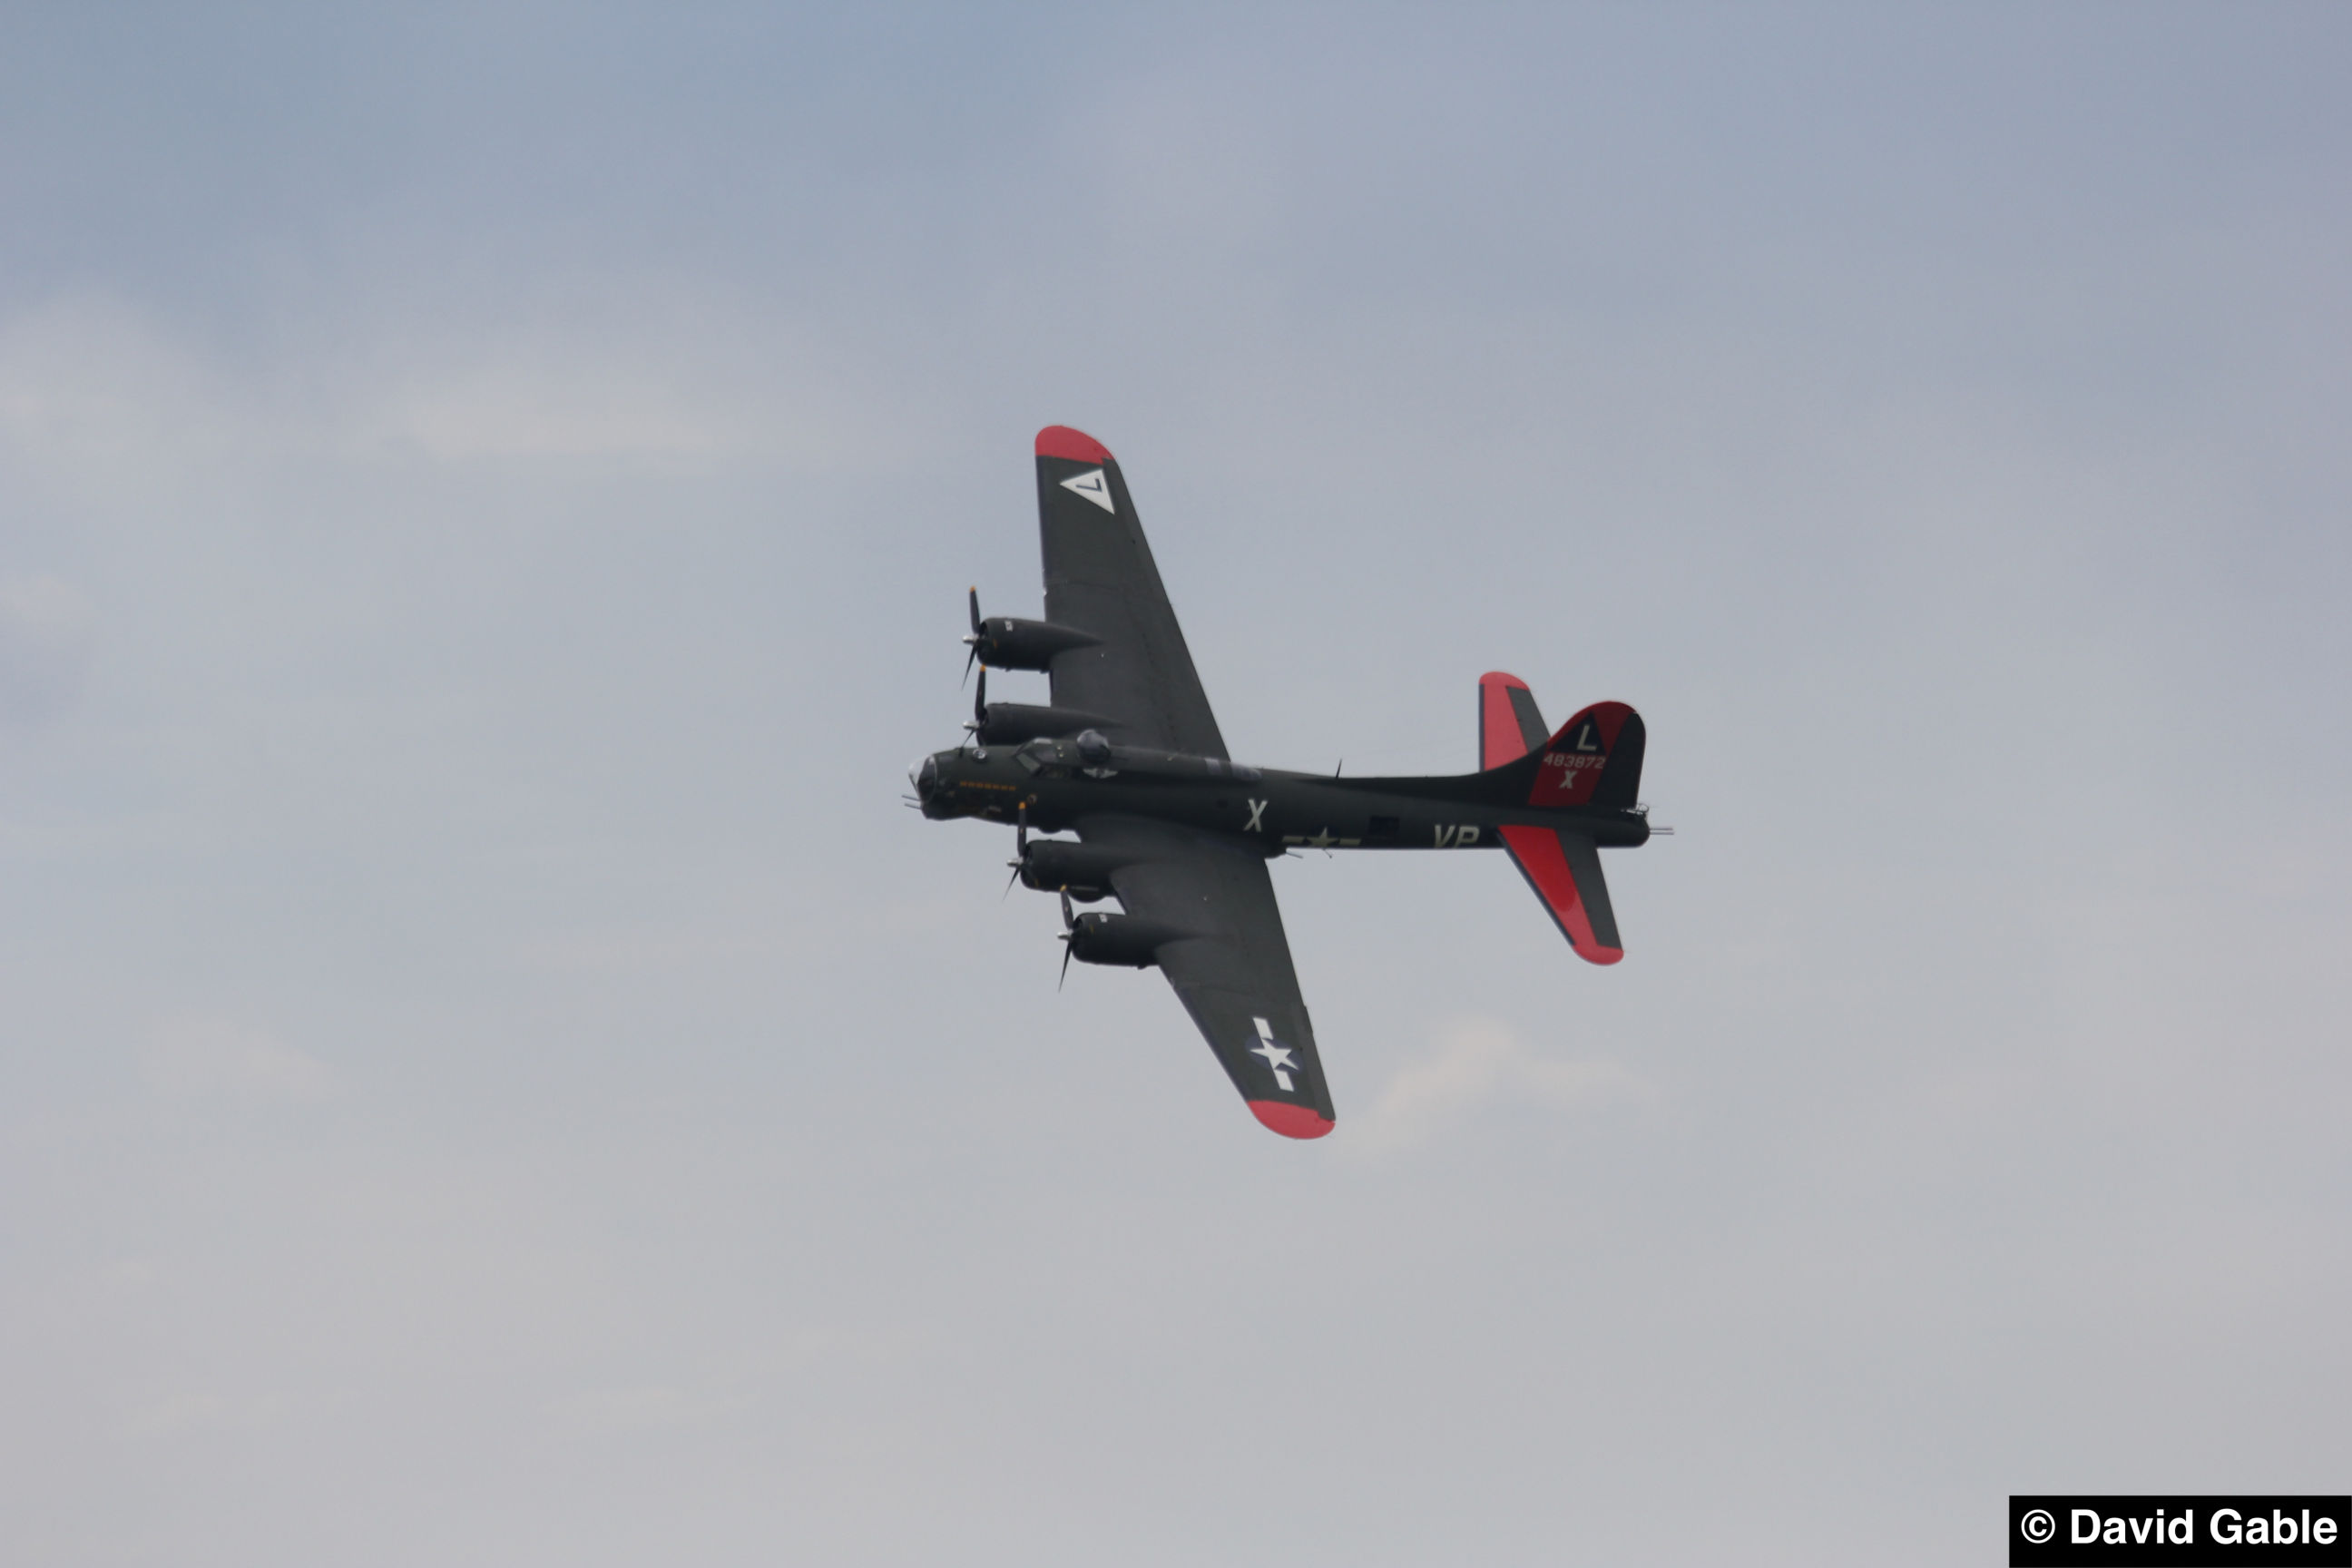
[913,737,1651,858]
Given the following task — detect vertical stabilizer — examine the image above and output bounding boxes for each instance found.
[1478,671,1551,769]
[1525,701,1645,811]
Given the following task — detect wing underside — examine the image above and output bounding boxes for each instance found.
[1034,426,1227,759]
[1033,429,1326,1138]
[1076,814,1334,1139]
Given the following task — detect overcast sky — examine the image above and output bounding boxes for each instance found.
[3,5,2347,1564]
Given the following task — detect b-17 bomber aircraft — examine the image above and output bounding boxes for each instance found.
[910,426,1658,1140]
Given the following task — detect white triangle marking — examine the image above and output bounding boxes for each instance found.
[1060,468,1115,513]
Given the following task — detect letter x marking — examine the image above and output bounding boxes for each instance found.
[1243,799,1267,833]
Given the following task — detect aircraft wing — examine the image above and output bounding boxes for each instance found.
[1076,814,1335,1139]
[1034,426,1229,759]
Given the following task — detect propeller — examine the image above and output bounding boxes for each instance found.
[962,587,983,685]
[1003,801,1029,897]
[1057,887,1077,990]
[965,668,987,739]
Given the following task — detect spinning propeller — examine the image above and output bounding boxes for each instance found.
[962,587,984,684]
[1003,801,1030,897]
[965,668,990,740]
[1057,888,1078,989]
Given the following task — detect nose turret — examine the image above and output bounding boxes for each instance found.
[910,750,966,818]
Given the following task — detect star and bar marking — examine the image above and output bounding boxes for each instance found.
[1250,1015,1297,1092]
[1280,828,1359,848]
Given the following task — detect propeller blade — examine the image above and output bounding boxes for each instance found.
[1056,888,1077,987]
[963,588,986,686]
[972,669,987,733]
[1002,801,1031,898]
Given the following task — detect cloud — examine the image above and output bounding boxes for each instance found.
[0,291,719,472]
[377,350,736,462]
[1348,1014,1649,1152]
[141,1015,334,1105]
[350,304,906,470]
[0,294,256,498]
[0,289,888,487]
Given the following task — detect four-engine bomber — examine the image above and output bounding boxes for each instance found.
[911,426,1657,1140]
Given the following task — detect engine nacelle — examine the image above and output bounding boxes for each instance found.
[974,702,1115,746]
[971,616,1100,672]
[1018,838,1129,902]
[1066,913,1189,968]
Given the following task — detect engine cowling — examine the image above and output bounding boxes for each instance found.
[1017,838,1129,902]
[1066,912,1190,969]
[971,616,1100,672]
[974,702,1115,746]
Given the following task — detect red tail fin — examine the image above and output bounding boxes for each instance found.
[1526,701,1643,810]
[1478,671,1551,770]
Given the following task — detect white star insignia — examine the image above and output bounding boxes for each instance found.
[1250,1015,1297,1092]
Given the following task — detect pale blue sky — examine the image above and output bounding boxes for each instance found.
[3,6,2347,1564]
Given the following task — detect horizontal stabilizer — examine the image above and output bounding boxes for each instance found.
[1498,826,1623,965]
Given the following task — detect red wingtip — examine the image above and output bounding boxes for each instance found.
[1036,426,1112,464]
[1479,671,1531,691]
[1249,1101,1335,1140]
